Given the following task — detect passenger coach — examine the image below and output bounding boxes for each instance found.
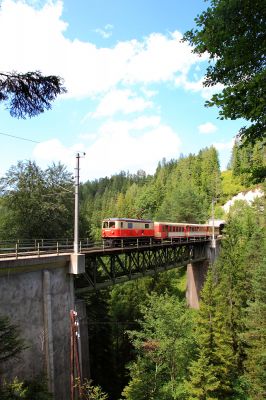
[154,222,217,240]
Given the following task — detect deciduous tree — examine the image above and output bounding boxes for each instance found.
[183,0,266,144]
[0,161,75,239]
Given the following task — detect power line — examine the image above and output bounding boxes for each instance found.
[0,131,40,144]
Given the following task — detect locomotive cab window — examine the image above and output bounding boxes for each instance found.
[109,221,115,228]
[103,222,108,228]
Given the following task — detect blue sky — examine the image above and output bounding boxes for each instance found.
[0,0,244,182]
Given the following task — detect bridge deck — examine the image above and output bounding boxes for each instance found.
[0,238,215,291]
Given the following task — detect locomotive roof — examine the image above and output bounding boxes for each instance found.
[103,218,153,223]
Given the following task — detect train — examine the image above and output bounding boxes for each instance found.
[101,218,221,246]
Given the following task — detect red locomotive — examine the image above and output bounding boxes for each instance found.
[102,218,154,246]
[102,218,220,246]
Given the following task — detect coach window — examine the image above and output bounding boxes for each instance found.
[145,224,149,229]
[128,222,133,229]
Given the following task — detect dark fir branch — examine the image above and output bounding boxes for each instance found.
[0,70,66,118]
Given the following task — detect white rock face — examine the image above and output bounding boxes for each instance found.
[222,188,264,213]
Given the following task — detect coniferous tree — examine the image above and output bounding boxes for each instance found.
[122,294,196,400]
[0,71,66,119]
[185,272,236,399]
[186,201,265,399]
[0,316,25,365]
[243,201,266,399]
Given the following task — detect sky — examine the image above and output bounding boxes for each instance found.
[0,0,244,182]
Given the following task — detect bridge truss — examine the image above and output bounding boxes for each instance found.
[75,240,209,293]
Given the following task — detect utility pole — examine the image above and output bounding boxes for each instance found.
[74,152,85,254]
[212,198,215,242]
[211,197,216,249]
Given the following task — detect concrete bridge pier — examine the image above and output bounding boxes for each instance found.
[186,241,219,308]
[0,254,89,400]
[186,260,209,309]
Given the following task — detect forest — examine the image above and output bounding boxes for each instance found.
[0,139,265,399]
[79,141,265,400]
[0,0,265,398]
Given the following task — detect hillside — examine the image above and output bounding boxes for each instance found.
[80,141,265,239]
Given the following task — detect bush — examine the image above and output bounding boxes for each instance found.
[0,377,53,400]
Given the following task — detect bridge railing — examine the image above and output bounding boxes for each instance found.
[0,236,212,259]
[0,238,95,259]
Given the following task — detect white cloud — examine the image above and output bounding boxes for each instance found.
[90,89,153,118]
[175,75,223,99]
[33,139,86,170]
[0,0,209,99]
[129,115,161,130]
[198,122,218,134]
[123,31,204,84]
[94,24,114,39]
[213,139,234,151]
[33,118,181,181]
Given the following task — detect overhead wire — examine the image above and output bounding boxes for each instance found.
[0,131,40,143]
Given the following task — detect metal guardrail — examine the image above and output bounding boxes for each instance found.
[0,238,95,259]
[0,236,212,259]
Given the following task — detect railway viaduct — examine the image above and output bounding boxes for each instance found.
[0,239,219,399]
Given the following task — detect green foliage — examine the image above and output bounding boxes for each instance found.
[77,379,108,400]
[185,272,238,399]
[81,147,222,241]
[122,294,196,400]
[220,170,245,202]
[0,317,52,399]
[84,290,115,397]
[186,200,265,399]
[183,0,266,144]
[0,315,25,365]
[0,377,53,400]
[0,161,78,239]
[231,139,266,185]
[243,211,266,399]
[156,185,208,223]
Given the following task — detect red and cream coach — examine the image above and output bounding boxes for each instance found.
[154,222,218,240]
